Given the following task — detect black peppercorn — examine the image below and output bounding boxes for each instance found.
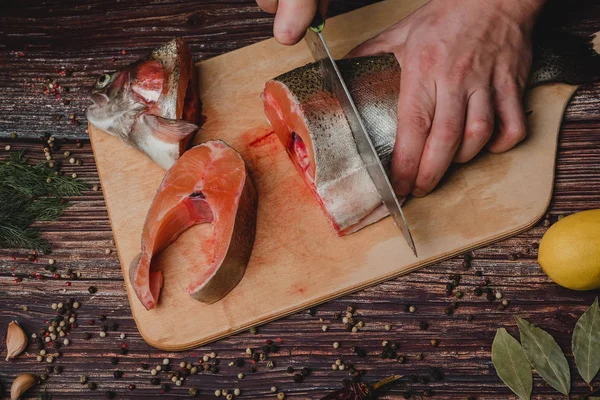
[110,357,119,365]
[475,270,483,277]
[162,364,171,372]
[286,366,294,374]
[429,367,444,381]
[301,367,311,376]
[113,370,123,379]
[252,353,260,362]
[403,304,410,312]
[83,332,91,340]
[269,344,280,353]
[234,358,244,367]
[210,366,219,374]
[419,321,429,330]
[162,383,171,392]
[308,308,316,316]
[249,366,257,373]
[403,391,412,399]
[390,343,398,350]
[356,348,366,358]
[444,307,454,315]
[88,286,97,294]
[466,315,474,322]
[120,348,128,355]
[333,312,340,319]
[486,292,495,302]
[261,345,270,353]
[474,287,483,296]
[151,377,160,385]
[88,382,97,390]
[45,366,53,374]
[293,373,303,383]
[53,366,63,374]
[141,363,149,370]
[423,390,432,397]
[110,322,119,331]
[418,376,430,384]
[106,391,116,399]
[98,313,106,321]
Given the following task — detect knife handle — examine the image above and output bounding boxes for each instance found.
[309,11,325,33]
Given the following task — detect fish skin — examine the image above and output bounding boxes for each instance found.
[129,140,257,310]
[86,38,200,170]
[264,33,600,234]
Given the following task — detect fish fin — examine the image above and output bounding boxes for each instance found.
[131,59,165,103]
[142,114,198,144]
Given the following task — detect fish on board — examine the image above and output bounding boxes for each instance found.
[86,38,200,170]
[263,32,600,235]
[129,140,257,310]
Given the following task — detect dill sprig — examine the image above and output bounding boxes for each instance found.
[0,150,87,253]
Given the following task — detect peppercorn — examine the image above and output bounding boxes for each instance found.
[162,383,171,392]
[403,391,412,399]
[120,348,128,355]
[141,363,149,370]
[128,384,136,391]
[429,367,444,381]
[98,314,106,321]
[54,365,63,374]
[423,389,432,397]
[151,377,160,385]
[474,287,483,296]
[475,270,483,277]
[83,332,91,340]
[252,353,260,362]
[498,304,506,311]
[419,321,429,330]
[249,366,257,373]
[277,392,285,400]
[430,339,439,347]
[113,370,123,379]
[88,382,97,390]
[301,367,311,376]
[210,366,219,374]
[189,387,198,397]
[286,366,294,374]
[269,344,280,353]
[45,366,53,374]
[111,357,119,365]
[80,375,88,384]
[467,397,476,400]
[88,286,97,294]
[261,345,270,353]
[419,376,430,384]
[444,306,454,315]
[416,353,423,361]
[486,292,495,302]
[403,304,410,312]
[397,355,406,363]
[308,308,316,316]
[111,322,119,331]
[106,391,116,399]
[293,373,303,383]
[466,315,474,321]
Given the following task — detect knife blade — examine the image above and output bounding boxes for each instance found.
[304,20,418,257]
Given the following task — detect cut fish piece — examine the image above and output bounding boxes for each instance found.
[130,140,257,310]
[264,55,400,235]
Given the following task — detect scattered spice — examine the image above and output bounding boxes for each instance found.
[87,382,97,390]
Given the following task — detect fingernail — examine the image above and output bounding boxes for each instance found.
[411,188,427,198]
[393,179,412,196]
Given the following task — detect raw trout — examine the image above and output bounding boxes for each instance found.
[263,33,600,235]
[86,38,200,170]
[130,140,257,310]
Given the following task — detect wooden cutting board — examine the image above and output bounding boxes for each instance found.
[89,0,578,350]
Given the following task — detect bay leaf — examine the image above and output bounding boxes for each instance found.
[516,317,571,395]
[573,297,600,384]
[492,328,532,400]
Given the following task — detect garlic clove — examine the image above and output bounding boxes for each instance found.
[5,320,28,361]
[10,373,38,400]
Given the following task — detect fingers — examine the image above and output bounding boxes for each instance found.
[487,77,527,153]
[273,0,318,45]
[453,88,494,163]
[345,36,391,58]
[256,0,278,14]
[412,86,467,197]
[390,73,435,197]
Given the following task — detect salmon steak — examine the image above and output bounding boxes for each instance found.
[130,140,257,310]
[86,38,200,169]
[264,35,600,235]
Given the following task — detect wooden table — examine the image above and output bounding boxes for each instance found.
[1,1,599,398]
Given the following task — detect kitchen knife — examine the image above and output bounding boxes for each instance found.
[305,16,418,257]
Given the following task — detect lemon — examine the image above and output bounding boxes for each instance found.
[538,209,600,291]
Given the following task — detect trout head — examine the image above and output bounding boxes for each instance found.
[86,58,166,141]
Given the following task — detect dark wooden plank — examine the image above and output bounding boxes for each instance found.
[1,1,600,399]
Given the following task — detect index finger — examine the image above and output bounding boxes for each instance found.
[273,0,322,45]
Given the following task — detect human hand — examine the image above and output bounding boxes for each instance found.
[347,0,546,197]
[256,0,329,45]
